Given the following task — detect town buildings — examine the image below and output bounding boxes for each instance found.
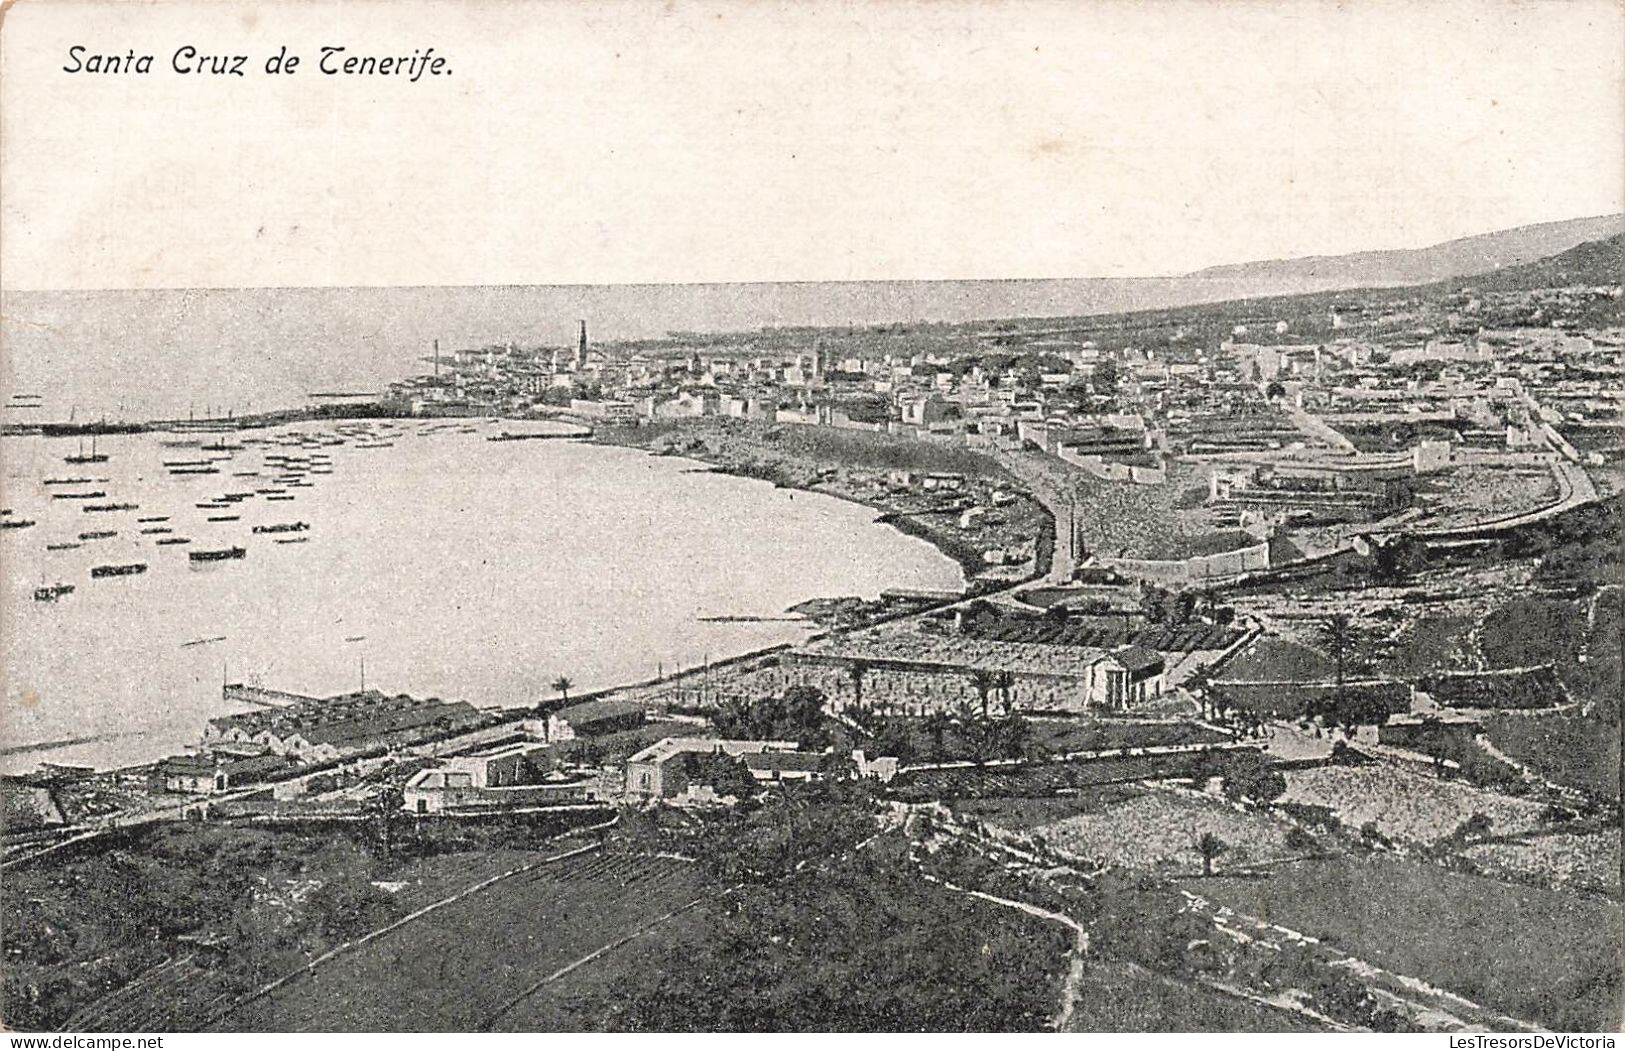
[155,753,291,795]
[782,630,1167,715]
[401,741,582,814]
[622,737,814,802]
[544,699,646,742]
[203,689,483,763]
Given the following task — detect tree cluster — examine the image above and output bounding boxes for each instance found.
[579,836,1069,1032]
[1140,585,1233,626]
[712,685,832,749]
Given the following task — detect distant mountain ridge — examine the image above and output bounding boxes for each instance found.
[1443,233,1624,293]
[1183,214,1624,294]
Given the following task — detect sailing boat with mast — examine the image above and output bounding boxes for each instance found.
[65,434,108,464]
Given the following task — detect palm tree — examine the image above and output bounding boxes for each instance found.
[846,659,870,713]
[551,676,575,705]
[923,710,954,760]
[367,790,398,857]
[998,711,1030,760]
[1196,831,1227,877]
[992,670,1017,715]
[1327,612,1351,726]
[969,669,997,719]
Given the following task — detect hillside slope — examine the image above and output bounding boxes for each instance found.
[1184,215,1623,293]
[1443,233,1623,292]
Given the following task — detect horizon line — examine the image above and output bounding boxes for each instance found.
[4,212,1619,297]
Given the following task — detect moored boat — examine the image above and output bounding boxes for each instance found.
[91,562,146,578]
[65,436,109,464]
[252,521,309,534]
[189,546,246,562]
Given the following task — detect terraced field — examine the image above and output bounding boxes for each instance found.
[211,849,704,1032]
[1279,763,1549,846]
[1193,854,1623,1032]
[1464,831,1621,897]
[889,747,1252,801]
[1060,958,1324,1032]
[1035,784,1301,872]
[484,903,717,1031]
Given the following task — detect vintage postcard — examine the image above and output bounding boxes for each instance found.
[1,0,1621,1038]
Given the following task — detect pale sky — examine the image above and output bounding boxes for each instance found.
[2,0,1621,289]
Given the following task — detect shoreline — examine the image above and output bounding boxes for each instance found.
[0,401,409,437]
[590,418,1056,584]
[6,421,1021,778]
[0,401,596,438]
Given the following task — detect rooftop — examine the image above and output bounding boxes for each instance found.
[1107,644,1166,674]
[210,691,479,745]
[793,625,1108,680]
[551,698,646,724]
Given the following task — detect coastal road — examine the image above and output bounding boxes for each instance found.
[991,448,1079,585]
[1389,458,1598,540]
[1285,407,1359,454]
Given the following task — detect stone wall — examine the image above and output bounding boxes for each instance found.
[1104,537,1272,585]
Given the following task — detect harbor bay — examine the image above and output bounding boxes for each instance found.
[0,423,963,773]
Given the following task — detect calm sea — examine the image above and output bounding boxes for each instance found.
[0,424,962,773]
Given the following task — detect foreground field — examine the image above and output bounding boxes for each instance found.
[1464,831,1621,897]
[1191,854,1623,1032]
[212,848,702,1032]
[1060,958,1325,1033]
[494,836,1073,1032]
[1280,762,1549,846]
[1481,711,1621,801]
[890,747,1252,801]
[485,903,717,1031]
[4,816,606,1033]
[1032,783,1302,873]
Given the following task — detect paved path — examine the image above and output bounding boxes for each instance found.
[991,448,1079,584]
[1286,407,1359,455]
[1394,460,1598,540]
